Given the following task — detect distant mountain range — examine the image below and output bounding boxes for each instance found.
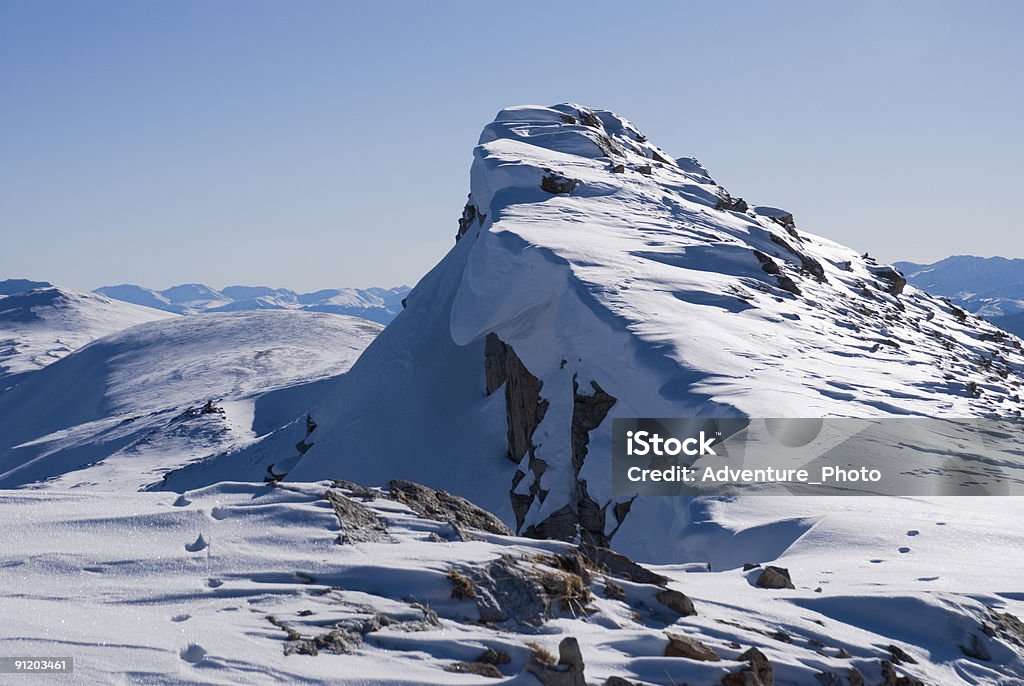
[895,256,1024,336]
[94,282,410,324]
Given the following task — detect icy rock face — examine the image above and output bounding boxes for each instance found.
[290,103,1024,561]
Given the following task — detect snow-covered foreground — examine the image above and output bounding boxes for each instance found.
[0,311,381,490]
[2,482,1022,685]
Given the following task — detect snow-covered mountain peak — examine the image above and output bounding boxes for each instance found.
[257,105,1024,559]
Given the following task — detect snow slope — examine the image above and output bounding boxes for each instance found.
[279,104,1024,562]
[2,481,1022,685]
[96,283,411,324]
[0,282,173,389]
[0,311,381,490]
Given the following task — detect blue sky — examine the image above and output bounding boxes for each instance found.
[2,0,1021,292]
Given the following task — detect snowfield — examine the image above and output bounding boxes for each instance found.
[1,483,1022,685]
[0,311,381,490]
[0,283,173,389]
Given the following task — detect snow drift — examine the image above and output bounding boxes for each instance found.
[284,104,1024,562]
[0,311,381,490]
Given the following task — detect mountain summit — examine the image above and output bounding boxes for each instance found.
[254,105,1024,559]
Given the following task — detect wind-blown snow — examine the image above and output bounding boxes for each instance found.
[0,284,173,389]
[284,103,1024,561]
[1,482,1022,684]
[0,311,381,490]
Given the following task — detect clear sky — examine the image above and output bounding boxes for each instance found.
[2,0,1021,292]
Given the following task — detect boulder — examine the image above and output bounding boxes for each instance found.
[755,566,795,590]
[722,647,773,686]
[325,490,391,544]
[387,480,513,536]
[541,173,578,194]
[656,588,697,617]
[527,637,586,686]
[664,632,720,661]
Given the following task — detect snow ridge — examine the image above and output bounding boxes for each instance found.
[286,103,1024,562]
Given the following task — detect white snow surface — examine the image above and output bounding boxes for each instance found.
[0,311,381,490]
[1,482,1022,685]
[285,103,1024,560]
[0,285,173,387]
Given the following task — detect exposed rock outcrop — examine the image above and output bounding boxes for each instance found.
[722,647,774,686]
[541,173,578,194]
[387,479,513,536]
[753,250,802,295]
[664,632,720,660]
[325,489,391,544]
[526,637,586,686]
[755,566,795,590]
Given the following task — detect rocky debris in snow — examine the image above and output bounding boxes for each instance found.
[444,661,503,678]
[656,588,698,617]
[526,637,587,686]
[765,209,794,239]
[448,554,592,627]
[387,479,513,536]
[959,632,991,661]
[611,163,625,173]
[579,542,670,587]
[664,632,721,661]
[984,607,1024,647]
[325,489,391,544]
[541,172,578,194]
[886,644,918,665]
[636,164,653,176]
[716,192,749,213]
[329,479,378,501]
[603,578,626,600]
[769,234,827,283]
[478,646,512,666]
[756,566,795,590]
[721,647,774,686]
[879,660,924,686]
[174,400,225,422]
[870,266,908,296]
[271,608,441,657]
[448,567,478,600]
[604,678,642,686]
[752,250,802,295]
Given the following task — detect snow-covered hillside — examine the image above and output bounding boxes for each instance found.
[3,480,1021,685]
[96,282,410,324]
[0,281,173,389]
[0,311,381,490]
[270,104,1024,564]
